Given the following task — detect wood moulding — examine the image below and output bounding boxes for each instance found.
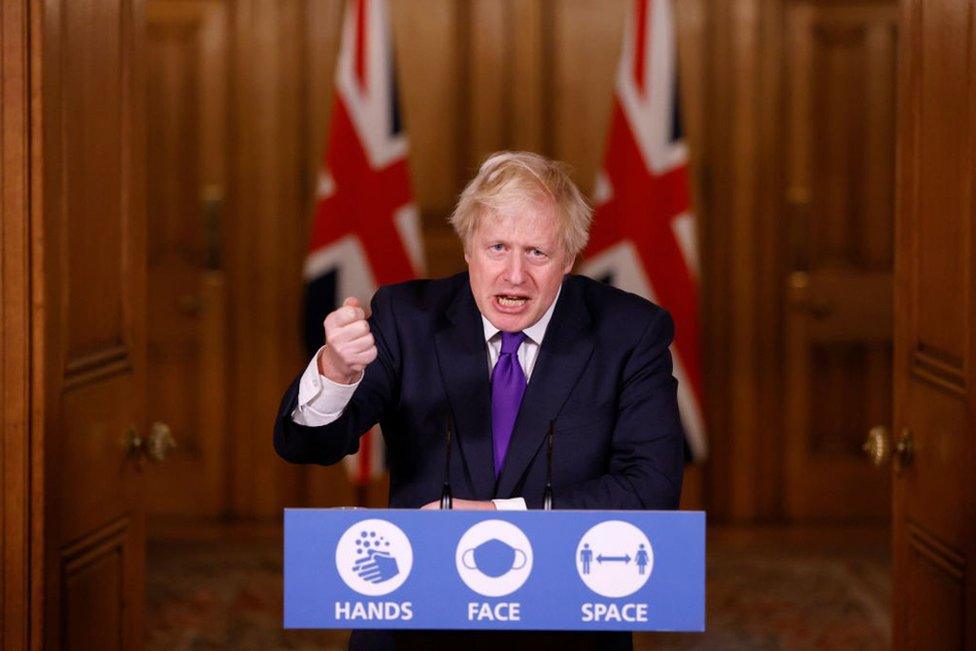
[2,0,34,648]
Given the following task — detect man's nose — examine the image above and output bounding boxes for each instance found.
[503,253,525,285]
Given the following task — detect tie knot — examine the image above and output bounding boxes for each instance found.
[499,331,526,355]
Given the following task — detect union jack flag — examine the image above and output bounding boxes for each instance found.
[303,0,423,486]
[580,0,706,461]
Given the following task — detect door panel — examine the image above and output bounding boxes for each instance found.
[784,2,896,520]
[145,0,229,518]
[913,1,968,360]
[904,525,964,650]
[59,379,142,544]
[62,0,126,357]
[40,0,148,647]
[893,0,975,647]
[903,383,967,548]
[61,518,138,651]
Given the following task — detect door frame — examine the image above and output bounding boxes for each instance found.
[1,0,48,647]
[1,0,40,648]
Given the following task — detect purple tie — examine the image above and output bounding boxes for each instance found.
[491,331,527,478]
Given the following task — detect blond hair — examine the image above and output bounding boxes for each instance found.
[449,151,593,258]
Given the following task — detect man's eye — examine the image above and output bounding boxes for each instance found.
[490,244,505,252]
[528,248,547,258]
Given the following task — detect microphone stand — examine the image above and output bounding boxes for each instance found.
[439,412,454,509]
[542,420,554,510]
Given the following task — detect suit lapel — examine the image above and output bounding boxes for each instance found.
[496,279,594,497]
[433,280,496,499]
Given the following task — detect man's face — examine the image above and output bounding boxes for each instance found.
[464,200,573,333]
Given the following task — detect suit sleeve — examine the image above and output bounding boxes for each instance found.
[273,286,401,465]
[548,309,685,510]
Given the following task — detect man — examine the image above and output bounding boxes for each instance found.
[275,151,684,649]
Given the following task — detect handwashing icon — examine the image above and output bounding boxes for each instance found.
[335,519,413,597]
[461,538,528,578]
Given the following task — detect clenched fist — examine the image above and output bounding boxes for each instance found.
[318,297,378,384]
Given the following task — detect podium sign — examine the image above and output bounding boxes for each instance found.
[284,509,704,632]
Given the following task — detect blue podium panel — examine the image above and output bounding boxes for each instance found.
[284,509,704,632]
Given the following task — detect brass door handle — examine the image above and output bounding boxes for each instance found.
[147,422,177,462]
[863,425,891,466]
[121,423,177,463]
[864,426,914,470]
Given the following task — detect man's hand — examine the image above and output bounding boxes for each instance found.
[318,297,377,384]
[421,499,497,510]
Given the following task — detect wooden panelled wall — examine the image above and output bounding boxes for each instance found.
[197,0,897,522]
[224,0,711,518]
[1,0,898,553]
[0,0,907,644]
[708,0,897,522]
[226,0,706,516]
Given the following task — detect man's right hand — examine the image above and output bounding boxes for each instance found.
[318,297,377,385]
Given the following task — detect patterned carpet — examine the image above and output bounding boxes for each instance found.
[147,524,890,650]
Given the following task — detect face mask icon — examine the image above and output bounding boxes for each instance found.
[461,538,528,578]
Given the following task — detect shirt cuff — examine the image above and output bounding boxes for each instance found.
[291,346,362,426]
[491,497,527,510]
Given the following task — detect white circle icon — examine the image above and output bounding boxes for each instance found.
[576,520,653,598]
[335,519,413,596]
[455,520,533,597]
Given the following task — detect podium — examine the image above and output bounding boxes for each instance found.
[284,509,705,632]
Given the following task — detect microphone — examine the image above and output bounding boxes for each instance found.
[439,411,454,510]
[542,420,554,510]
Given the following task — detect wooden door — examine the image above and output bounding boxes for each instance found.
[38,0,148,648]
[892,0,976,646]
[144,0,229,519]
[783,3,897,520]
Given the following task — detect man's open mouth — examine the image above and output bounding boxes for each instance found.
[495,294,529,307]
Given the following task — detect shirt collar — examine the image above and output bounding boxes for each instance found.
[480,283,562,346]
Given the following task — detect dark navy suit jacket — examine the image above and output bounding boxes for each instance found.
[275,272,684,510]
[273,273,684,650]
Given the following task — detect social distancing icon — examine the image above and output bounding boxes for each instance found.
[576,520,654,598]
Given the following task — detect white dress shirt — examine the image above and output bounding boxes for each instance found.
[291,287,562,510]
